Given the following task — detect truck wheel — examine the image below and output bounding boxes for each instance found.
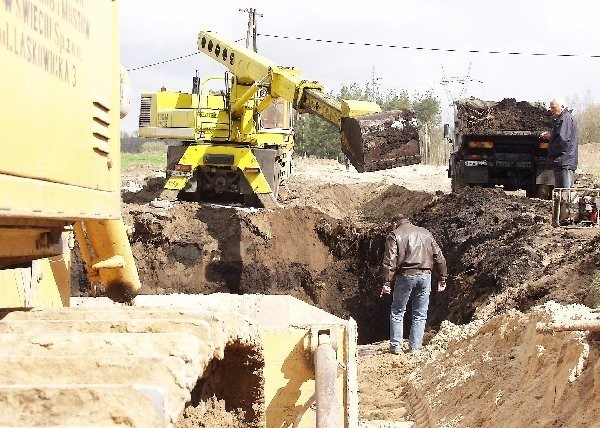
[536,184,553,200]
[526,184,553,200]
[451,165,467,193]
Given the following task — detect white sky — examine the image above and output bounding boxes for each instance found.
[120,0,600,134]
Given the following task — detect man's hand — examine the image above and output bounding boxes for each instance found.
[380,283,391,297]
[437,280,447,292]
[540,131,550,140]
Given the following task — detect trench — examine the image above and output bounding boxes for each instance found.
[67,170,600,427]
[74,184,599,346]
[116,185,439,345]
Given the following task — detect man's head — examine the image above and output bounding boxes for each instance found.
[549,98,566,118]
[391,214,410,228]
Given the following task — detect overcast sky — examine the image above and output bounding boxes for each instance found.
[120,0,600,134]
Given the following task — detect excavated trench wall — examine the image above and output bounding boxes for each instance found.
[73,186,600,346]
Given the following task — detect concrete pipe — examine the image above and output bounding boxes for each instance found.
[315,333,339,428]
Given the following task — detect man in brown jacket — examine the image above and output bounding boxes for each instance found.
[380,215,447,354]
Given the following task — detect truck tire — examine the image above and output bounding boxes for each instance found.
[526,184,553,200]
[451,164,468,193]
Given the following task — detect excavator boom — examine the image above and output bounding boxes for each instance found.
[198,30,416,172]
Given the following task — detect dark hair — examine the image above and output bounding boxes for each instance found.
[391,214,409,224]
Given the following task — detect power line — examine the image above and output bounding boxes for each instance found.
[257,33,600,59]
[126,38,245,72]
[126,32,600,73]
[126,52,200,72]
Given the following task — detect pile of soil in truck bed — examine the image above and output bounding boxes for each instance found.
[455,97,553,133]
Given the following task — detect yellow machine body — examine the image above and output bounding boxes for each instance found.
[140,80,294,200]
[0,0,140,306]
[262,326,351,426]
[139,30,381,205]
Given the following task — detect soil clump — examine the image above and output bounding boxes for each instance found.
[353,110,421,172]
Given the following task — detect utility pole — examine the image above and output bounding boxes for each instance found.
[370,66,381,102]
[439,63,483,124]
[239,8,263,52]
[439,63,482,106]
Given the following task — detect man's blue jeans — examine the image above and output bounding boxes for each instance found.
[554,167,575,189]
[389,273,431,352]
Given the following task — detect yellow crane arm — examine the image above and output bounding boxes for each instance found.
[197,31,381,170]
[198,30,379,123]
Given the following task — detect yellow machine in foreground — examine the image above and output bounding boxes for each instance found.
[0,3,359,426]
[0,0,139,305]
[139,30,382,207]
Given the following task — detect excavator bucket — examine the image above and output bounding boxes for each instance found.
[341,110,421,172]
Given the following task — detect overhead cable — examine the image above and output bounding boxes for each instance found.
[126,52,200,72]
[126,38,246,72]
[258,32,600,59]
[126,34,599,72]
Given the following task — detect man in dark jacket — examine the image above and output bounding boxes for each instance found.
[547,98,578,189]
[380,215,447,354]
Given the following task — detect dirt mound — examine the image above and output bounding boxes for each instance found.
[359,302,600,427]
[359,184,436,222]
[122,177,166,204]
[456,97,553,133]
[417,187,600,326]
[421,302,600,427]
[282,182,381,219]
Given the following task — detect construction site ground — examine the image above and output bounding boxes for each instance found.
[89,151,600,427]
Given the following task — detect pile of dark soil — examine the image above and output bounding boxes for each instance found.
[354,110,421,172]
[419,188,600,326]
[456,97,553,133]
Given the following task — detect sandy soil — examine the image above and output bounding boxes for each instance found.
[86,156,600,427]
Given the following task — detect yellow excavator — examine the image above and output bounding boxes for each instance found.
[139,30,420,207]
[0,2,360,426]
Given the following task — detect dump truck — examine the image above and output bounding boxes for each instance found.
[0,2,358,426]
[139,30,421,207]
[446,97,554,198]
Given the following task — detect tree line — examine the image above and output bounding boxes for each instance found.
[569,92,600,146]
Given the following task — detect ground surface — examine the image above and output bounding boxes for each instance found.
[84,155,600,427]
